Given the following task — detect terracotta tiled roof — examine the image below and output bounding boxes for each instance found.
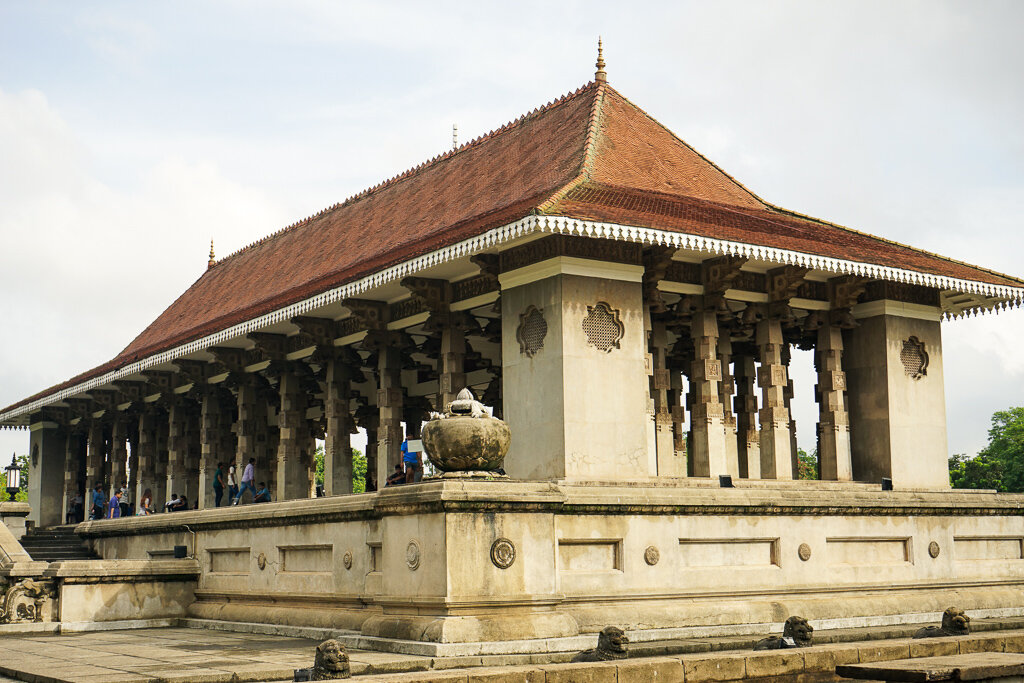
[3,80,1023,419]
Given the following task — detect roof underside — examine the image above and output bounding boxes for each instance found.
[3,80,1023,422]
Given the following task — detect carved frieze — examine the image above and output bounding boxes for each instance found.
[499,235,642,273]
[861,281,941,307]
[0,578,57,624]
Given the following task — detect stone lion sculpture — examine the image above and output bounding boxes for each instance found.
[914,607,970,639]
[753,616,814,650]
[571,626,629,662]
[293,639,350,681]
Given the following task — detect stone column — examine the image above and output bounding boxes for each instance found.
[199,389,228,508]
[62,429,86,524]
[166,399,199,507]
[235,377,270,501]
[86,420,106,495]
[439,318,466,410]
[27,420,67,527]
[717,335,740,477]
[277,369,310,500]
[650,320,680,476]
[757,320,794,479]
[734,354,761,479]
[668,366,687,472]
[376,341,404,488]
[110,416,129,500]
[153,411,169,507]
[127,420,139,508]
[324,357,354,496]
[817,325,852,480]
[782,344,800,475]
[136,411,158,509]
[689,310,728,477]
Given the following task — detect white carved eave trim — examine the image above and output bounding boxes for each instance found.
[2,214,1021,425]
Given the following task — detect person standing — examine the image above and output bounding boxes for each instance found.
[108,489,122,519]
[234,458,256,504]
[91,485,105,520]
[137,489,153,516]
[227,460,238,504]
[213,462,226,507]
[402,438,423,483]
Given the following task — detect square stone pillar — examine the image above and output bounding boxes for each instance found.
[277,370,310,501]
[324,356,354,496]
[199,389,229,509]
[27,421,66,527]
[734,354,761,479]
[757,319,794,479]
[844,305,949,488]
[439,320,467,410]
[501,260,650,480]
[167,399,199,508]
[718,335,740,477]
[689,310,729,478]
[817,325,853,480]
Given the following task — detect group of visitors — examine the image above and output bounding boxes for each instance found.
[208,458,270,506]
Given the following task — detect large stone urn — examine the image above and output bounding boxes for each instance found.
[421,388,511,476]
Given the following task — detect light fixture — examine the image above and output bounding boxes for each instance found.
[5,453,20,501]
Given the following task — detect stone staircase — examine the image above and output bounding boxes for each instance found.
[18,525,100,562]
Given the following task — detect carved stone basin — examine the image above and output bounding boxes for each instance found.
[421,388,511,473]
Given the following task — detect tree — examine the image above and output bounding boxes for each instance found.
[796,447,818,480]
[950,407,1024,492]
[313,446,367,493]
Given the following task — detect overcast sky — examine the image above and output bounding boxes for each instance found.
[1,1,1022,466]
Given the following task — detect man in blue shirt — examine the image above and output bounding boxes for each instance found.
[402,438,422,483]
[91,485,105,520]
[108,489,122,519]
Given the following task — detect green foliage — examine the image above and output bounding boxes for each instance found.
[950,407,1024,492]
[314,445,366,494]
[796,447,818,480]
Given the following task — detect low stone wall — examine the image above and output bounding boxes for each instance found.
[0,501,30,541]
[74,480,1024,652]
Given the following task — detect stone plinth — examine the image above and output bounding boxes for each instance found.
[73,482,1024,653]
[0,501,30,541]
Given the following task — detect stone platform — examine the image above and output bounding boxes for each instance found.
[68,480,1024,653]
[3,621,1024,682]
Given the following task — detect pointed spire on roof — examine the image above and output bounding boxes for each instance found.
[595,37,607,83]
[208,239,216,269]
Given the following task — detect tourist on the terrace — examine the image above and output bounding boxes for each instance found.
[67,490,84,524]
[165,493,188,512]
[253,482,271,503]
[213,462,226,507]
[403,438,422,484]
[91,485,105,520]
[137,489,153,515]
[233,458,257,504]
[108,488,122,519]
[227,460,238,503]
[385,463,406,487]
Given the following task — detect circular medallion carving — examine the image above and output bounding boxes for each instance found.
[343,550,353,570]
[928,541,941,558]
[644,546,660,566]
[406,541,421,570]
[798,543,812,561]
[257,552,267,571]
[490,538,516,569]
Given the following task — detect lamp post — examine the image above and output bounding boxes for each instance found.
[5,453,20,502]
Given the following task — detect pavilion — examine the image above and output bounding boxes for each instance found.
[2,48,1024,649]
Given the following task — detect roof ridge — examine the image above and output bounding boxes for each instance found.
[534,82,607,213]
[217,82,600,264]
[601,86,771,209]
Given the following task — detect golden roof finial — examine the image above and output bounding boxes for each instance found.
[595,36,607,83]
[208,239,216,269]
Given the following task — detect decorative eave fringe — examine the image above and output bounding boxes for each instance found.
[2,214,1021,425]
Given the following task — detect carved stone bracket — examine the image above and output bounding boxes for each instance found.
[702,255,748,310]
[643,246,677,313]
[0,578,58,624]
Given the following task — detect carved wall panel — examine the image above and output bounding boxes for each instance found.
[582,302,624,353]
[516,306,548,358]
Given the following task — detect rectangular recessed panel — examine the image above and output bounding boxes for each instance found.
[559,540,621,571]
[208,548,249,574]
[678,539,779,567]
[369,543,382,573]
[826,538,910,565]
[280,545,333,573]
[955,537,1024,561]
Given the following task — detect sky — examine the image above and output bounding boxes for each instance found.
[1,0,1023,466]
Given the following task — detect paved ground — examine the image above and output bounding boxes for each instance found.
[0,627,429,683]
